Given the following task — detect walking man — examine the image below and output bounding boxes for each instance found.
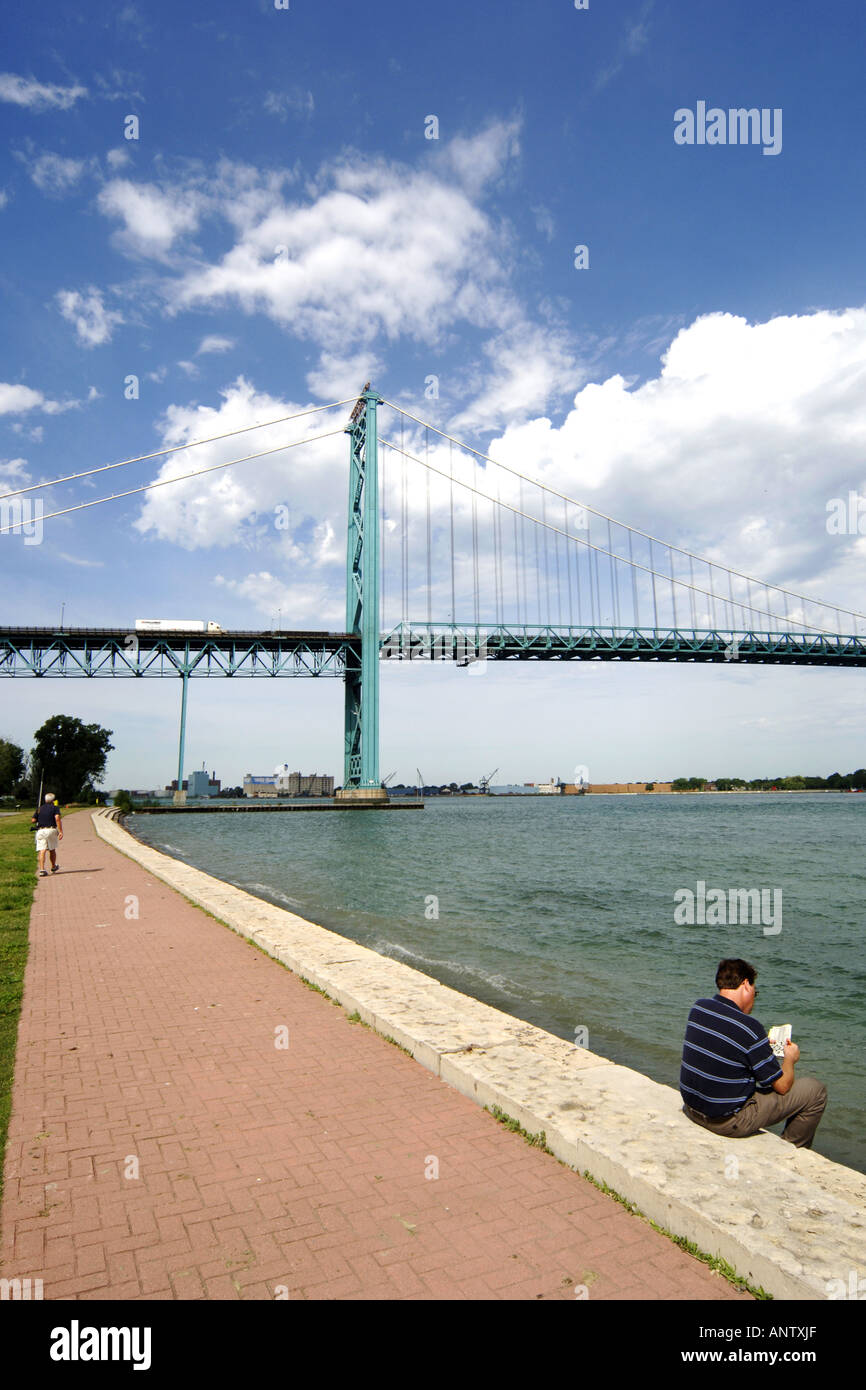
[680,957,827,1148]
[33,793,63,877]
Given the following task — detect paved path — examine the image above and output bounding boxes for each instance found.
[0,814,750,1301]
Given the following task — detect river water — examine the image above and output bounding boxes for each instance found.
[128,793,865,1173]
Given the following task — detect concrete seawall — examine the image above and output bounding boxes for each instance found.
[93,809,866,1300]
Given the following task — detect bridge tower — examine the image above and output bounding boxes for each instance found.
[336,386,388,803]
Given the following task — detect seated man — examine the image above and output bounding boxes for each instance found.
[680,957,826,1148]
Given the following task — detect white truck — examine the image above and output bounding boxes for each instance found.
[135,619,224,633]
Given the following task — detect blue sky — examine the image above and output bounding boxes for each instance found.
[1,0,866,790]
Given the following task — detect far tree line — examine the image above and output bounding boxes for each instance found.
[672,771,866,791]
[0,717,114,805]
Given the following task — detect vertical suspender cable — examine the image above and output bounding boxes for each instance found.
[541,488,550,625]
[425,427,432,626]
[588,516,597,626]
[513,507,521,625]
[576,530,584,626]
[449,440,456,624]
[564,500,573,628]
[628,526,639,628]
[669,545,677,628]
[554,525,562,626]
[401,413,408,624]
[495,482,503,625]
[472,458,480,626]
[533,511,542,624]
[608,519,620,628]
[519,478,527,627]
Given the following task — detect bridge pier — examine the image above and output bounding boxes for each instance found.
[334,786,389,805]
[173,671,188,805]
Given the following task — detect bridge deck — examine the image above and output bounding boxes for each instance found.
[1,624,865,673]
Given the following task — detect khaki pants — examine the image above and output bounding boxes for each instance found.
[683,1077,827,1148]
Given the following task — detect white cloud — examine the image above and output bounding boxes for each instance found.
[171,161,499,351]
[97,178,204,258]
[177,360,199,377]
[304,349,384,400]
[0,73,87,110]
[451,320,582,432]
[86,125,584,425]
[595,0,654,91]
[532,205,556,243]
[196,335,234,355]
[485,307,866,615]
[106,147,131,170]
[56,552,105,568]
[0,384,45,415]
[159,124,536,406]
[56,287,124,347]
[133,376,348,552]
[212,572,342,627]
[29,152,86,196]
[0,456,31,486]
[0,382,74,415]
[10,422,44,442]
[444,119,521,197]
[0,189,8,209]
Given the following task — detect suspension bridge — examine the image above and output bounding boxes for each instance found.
[2,386,865,801]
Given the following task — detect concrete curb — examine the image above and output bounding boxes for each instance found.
[93,809,866,1299]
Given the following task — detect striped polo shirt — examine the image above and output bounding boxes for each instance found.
[680,995,783,1118]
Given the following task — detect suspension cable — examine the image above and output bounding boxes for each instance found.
[378,434,849,636]
[0,398,355,502]
[381,400,866,625]
[0,429,345,535]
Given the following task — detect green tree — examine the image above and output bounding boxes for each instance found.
[30,716,114,804]
[0,738,26,796]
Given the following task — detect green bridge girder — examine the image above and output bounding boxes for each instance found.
[3,623,866,678]
[0,628,360,678]
[380,623,866,667]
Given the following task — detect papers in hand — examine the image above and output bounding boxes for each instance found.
[768,1024,792,1059]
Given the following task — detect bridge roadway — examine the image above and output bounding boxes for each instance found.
[1,623,865,675]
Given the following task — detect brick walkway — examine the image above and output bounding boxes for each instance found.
[0,814,750,1301]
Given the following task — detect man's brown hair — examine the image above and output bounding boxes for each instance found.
[716,958,756,990]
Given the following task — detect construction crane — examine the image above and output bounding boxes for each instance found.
[479,767,499,793]
[381,771,396,787]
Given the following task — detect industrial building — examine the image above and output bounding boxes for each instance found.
[243,770,335,798]
[165,767,220,797]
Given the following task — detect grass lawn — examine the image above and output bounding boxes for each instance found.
[0,809,38,1205]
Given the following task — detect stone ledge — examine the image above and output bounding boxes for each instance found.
[93,809,866,1299]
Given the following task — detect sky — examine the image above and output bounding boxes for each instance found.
[1,0,866,790]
